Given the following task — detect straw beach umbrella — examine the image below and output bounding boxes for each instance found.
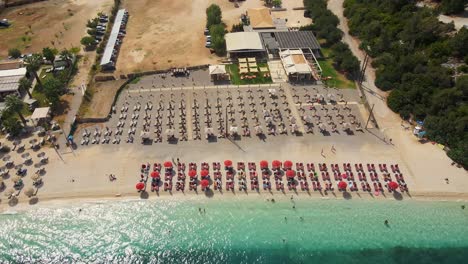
[31,174,41,182]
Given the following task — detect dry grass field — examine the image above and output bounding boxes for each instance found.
[117,0,309,74]
[0,0,113,58]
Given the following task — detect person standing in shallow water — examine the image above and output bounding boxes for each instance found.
[384,220,389,226]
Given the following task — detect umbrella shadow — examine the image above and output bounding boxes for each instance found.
[342,192,352,200]
[393,191,403,201]
[140,191,149,199]
[8,196,18,207]
[204,189,214,198]
[29,197,39,205]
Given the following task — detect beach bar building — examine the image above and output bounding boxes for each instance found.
[279,49,321,81]
[100,9,128,71]
[208,65,228,81]
[225,32,266,59]
[0,67,26,99]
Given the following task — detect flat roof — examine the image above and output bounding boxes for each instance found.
[279,49,312,75]
[0,68,26,93]
[226,32,265,52]
[248,8,274,29]
[0,75,22,93]
[100,9,127,66]
[274,31,321,50]
[209,65,226,75]
[31,107,50,120]
[0,67,27,77]
[0,60,22,70]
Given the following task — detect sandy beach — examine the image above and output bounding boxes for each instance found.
[2,129,467,212]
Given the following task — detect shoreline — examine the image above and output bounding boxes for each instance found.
[3,190,468,213]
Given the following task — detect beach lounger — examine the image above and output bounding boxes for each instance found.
[316,182,322,191]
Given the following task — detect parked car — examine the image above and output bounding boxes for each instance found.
[204,28,209,35]
[205,41,212,48]
[206,35,211,41]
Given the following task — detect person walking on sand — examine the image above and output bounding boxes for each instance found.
[321,148,325,158]
[331,145,336,153]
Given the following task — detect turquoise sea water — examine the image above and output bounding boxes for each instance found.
[0,198,468,263]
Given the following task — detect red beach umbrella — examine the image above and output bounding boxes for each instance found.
[150,171,160,178]
[188,170,197,178]
[136,182,145,190]
[342,173,348,179]
[200,179,209,187]
[224,160,233,167]
[388,181,399,190]
[260,160,268,168]
[163,161,173,168]
[284,160,293,169]
[272,160,281,168]
[286,170,296,178]
[201,169,209,177]
[338,181,347,190]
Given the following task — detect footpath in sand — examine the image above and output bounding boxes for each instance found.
[327,0,467,193]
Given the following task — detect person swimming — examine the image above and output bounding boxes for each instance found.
[462,205,465,210]
[384,220,389,226]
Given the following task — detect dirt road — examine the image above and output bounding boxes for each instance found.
[327,0,467,188]
[116,0,310,74]
[0,0,113,58]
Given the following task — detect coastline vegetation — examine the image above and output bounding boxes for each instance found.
[343,0,467,167]
[302,0,360,84]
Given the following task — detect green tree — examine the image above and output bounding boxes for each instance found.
[1,114,23,136]
[206,4,222,29]
[8,48,21,59]
[24,53,43,88]
[272,0,282,7]
[42,47,58,70]
[18,77,32,98]
[210,24,226,56]
[59,49,73,68]
[440,0,466,15]
[43,77,64,110]
[81,36,96,49]
[5,95,27,125]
